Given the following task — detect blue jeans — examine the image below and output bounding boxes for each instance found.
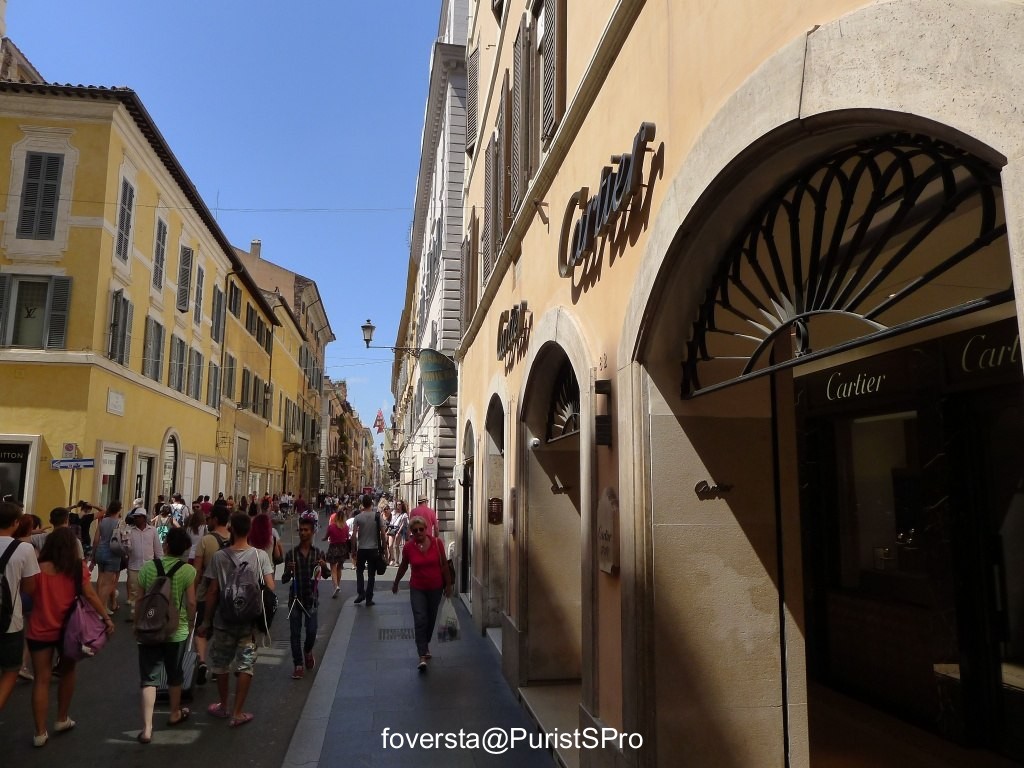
[289,602,318,666]
[410,588,443,657]
[356,549,379,600]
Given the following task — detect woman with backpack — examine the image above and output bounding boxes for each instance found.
[27,528,114,747]
[134,527,196,743]
[89,500,124,615]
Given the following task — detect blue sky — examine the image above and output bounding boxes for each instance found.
[7,0,443,443]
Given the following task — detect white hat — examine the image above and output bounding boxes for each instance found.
[132,497,145,508]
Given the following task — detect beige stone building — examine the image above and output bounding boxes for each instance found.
[455,1,1024,766]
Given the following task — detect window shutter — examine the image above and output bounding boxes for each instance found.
[176,246,193,312]
[115,179,134,261]
[17,153,63,240]
[123,300,134,365]
[511,17,533,213]
[108,289,124,360]
[0,274,9,343]
[241,369,251,407]
[541,0,566,144]
[46,277,72,349]
[482,136,494,284]
[153,218,167,289]
[498,71,512,244]
[194,266,204,324]
[153,322,164,382]
[225,354,236,399]
[466,48,480,156]
[142,317,153,377]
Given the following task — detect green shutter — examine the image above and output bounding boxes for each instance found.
[45,277,72,349]
[176,247,193,312]
[17,153,63,240]
[115,179,134,260]
[0,274,10,343]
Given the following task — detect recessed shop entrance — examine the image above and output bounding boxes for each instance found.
[796,319,1024,764]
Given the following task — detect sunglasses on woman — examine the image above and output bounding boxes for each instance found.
[410,526,425,532]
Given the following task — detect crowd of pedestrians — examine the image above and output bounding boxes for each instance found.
[0,488,444,748]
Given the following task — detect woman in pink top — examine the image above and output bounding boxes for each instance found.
[390,515,452,671]
[27,528,114,747]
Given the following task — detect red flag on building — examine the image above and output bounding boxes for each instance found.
[373,409,386,434]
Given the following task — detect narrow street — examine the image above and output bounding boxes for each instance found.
[3,530,352,767]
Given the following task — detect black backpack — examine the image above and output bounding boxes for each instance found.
[134,559,185,644]
[0,540,23,633]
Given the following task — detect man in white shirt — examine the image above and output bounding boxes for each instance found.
[125,505,162,618]
[0,501,39,711]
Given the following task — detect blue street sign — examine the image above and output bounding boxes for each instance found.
[50,458,95,470]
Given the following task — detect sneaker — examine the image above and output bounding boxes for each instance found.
[304,652,315,670]
[354,595,365,604]
[33,732,48,748]
[197,663,208,685]
[332,587,340,599]
[54,718,76,733]
[18,667,33,681]
[418,658,428,672]
[291,666,305,680]
[365,599,375,606]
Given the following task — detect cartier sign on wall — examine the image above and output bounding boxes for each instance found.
[558,122,657,278]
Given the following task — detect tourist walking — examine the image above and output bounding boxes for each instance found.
[191,503,230,685]
[282,512,329,679]
[125,505,161,620]
[134,527,196,743]
[27,527,114,746]
[198,513,274,727]
[0,502,39,713]
[90,500,124,614]
[323,509,350,597]
[390,515,453,671]
[411,494,438,537]
[353,495,385,606]
[389,500,410,566]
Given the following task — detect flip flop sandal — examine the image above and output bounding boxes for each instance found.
[207,702,230,719]
[168,707,191,726]
[229,713,254,727]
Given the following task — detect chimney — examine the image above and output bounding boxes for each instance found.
[250,239,262,259]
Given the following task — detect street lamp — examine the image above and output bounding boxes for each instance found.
[361,319,450,359]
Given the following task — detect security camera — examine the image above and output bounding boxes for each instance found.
[530,437,541,449]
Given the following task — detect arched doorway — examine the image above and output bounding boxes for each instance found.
[639,126,1019,765]
[481,395,507,630]
[521,348,583,684]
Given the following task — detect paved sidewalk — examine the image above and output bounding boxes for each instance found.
[283,579,556,767]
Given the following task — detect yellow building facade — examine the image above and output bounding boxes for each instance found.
[456,1,1024,766]
[0,82,299,515]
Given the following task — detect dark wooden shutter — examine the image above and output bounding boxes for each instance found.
[142,317,153,377]
[0,274,10,343]
[482,137,494,284]
[194,266,204,325]
[153,219,167,289]
[123,300,134,365]
[108,289,124,360]
[115,179,134,261]
[46,277,71,349]
[511,16,533,213]
[541,0,566,144]
[176,246,193,312]
[466,48,479,156]
[153,322,164,382]
[496,71,511,247]
[17,152,62,240]
[241,368,251,407]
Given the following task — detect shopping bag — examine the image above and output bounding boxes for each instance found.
[435,596,461,643]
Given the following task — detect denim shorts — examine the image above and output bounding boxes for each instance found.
[95,550,122,573]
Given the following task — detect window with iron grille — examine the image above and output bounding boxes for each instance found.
[17,152,63,241]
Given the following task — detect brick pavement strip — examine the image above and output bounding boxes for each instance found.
[0,556,350,768]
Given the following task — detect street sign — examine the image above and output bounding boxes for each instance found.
[51,458,95,470]
[422,455,437,479]
[62,442,78,459]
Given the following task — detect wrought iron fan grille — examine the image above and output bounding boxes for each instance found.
[547,359,581,441]
[681,132,1009,398]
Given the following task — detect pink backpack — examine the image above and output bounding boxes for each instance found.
[61,567,108,660]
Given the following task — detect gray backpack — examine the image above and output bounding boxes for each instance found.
[220,551,263,625]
